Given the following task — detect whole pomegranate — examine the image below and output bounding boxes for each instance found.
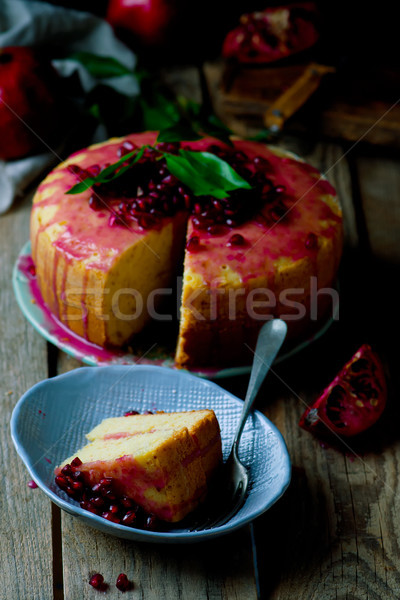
[0,46,60,161]
[107,0,178,47]
[299,344,387,438]
[222,3,320,64]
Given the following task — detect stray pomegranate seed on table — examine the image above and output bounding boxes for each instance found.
[89,573,107,591]
[116,573,132,592]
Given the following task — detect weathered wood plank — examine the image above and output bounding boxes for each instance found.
[56,352,258,599]
[254,344,400,599]
[61,514,257,599]
[357,154,400,264]
[0,195,53,599]
[250,141,400,598]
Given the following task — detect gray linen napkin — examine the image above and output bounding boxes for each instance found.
[0,0,138,214]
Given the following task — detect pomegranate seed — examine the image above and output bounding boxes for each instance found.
[253,156,268,168]
[118,141,136,157]
[212,199,223,212]
[80,500,100,514]
[86,164,100,177]
[186,236,201,252]
[55,474,69,490]
[192,216,211,230]
[88,196,103,211]
[144,514,159,530]
[28,264,36,277]
[143,410,153,415]
[71,480,83,492]
[274,185,285,194]
[89,573,106,590]
[116,573,132,592]
[224,208,236,216]
[102,511,120,523]
[109,504,119,514]
[156,142,180,154]
[305,232,318,249]
[122,510,137,526]
[228,233,246,247]
[100,477,113,486]
[68,164,86,177]
[105,489,117,501]
[28,480,38,489]
[162,175,176,186]
[124,410,140,416]
[183,194,191,209]
[234,151,247,161]
[139,215,157,229]
[120,496,134,509]
[91,496,105,508]
[207,225,226,236]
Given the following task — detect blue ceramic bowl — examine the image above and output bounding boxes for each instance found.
[11,365,291,543]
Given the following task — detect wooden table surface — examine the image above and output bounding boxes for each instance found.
[1,67,399,600]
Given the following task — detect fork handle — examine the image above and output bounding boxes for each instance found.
[232,319,287,456]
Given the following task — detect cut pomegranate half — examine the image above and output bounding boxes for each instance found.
[222,2,320,64]
[299,344,387,438]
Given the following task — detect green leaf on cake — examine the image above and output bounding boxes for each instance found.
[165,150,252,199]
[66,147,146,194]
[65,177,97,195]
[66,145,252,200]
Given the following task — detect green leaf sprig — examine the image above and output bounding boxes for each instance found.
[156,97,233,146]
[66,147,145,195]
[165,150,251,199]
[66,145,252,199]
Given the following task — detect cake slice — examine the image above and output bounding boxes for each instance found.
[87,409,222,478]
[55,410,222,524]
[175,140,342,368]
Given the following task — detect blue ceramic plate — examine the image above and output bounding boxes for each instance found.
[13,241,338,379]
[11,365,291,543]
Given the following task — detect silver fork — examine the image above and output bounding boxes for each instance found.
[190,318,288,532]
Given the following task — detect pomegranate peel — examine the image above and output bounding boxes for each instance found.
[299,344,387,438]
